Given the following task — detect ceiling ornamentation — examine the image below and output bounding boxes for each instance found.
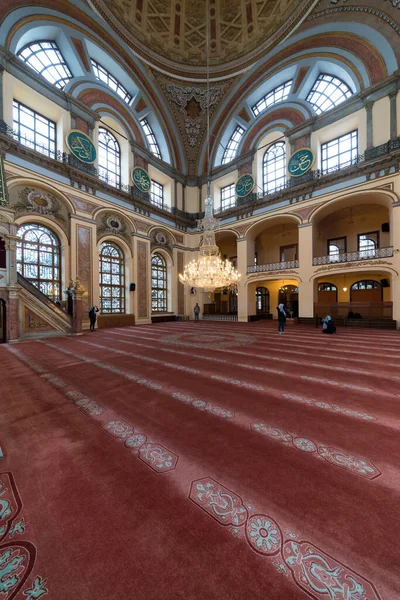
[155,72,232,177]
[90,0,319,79]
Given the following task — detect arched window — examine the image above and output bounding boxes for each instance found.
[17,41,72,89]
[318,283,337,292]
[222,126,245,164]
[328,243,341,262]
[256,287,270,314]
[252,80,292,117]
[91,59,132,104]
[140,118,162,159]
[99,242,125,313]
[351,280,381,291]
[306,74,353,115]
[358,233,377,258]
[263,142,286,194]
[151,253,167,312]
[16,224,61,301]
[98,128,121,187]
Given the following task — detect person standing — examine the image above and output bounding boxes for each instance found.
[89,305,99,331]
[194,303,200,322]
[277,303,286,334]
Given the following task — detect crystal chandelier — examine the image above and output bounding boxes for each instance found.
[179,186,241,292]
[179,0,241,293]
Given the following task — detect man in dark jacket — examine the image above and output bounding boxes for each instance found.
[89,306,99,331]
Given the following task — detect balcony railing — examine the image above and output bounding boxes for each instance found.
[247,260,299,274]
[312,247,394,266]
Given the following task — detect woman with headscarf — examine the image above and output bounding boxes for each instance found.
[322,315,336,334]
[277,303,287,334]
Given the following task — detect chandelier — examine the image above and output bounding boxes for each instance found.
[179,187,241,292]
[179,0,241,293]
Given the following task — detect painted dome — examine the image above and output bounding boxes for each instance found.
[90,0,318,79]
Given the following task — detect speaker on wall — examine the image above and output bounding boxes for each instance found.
[380,278,390,288]
[381,222,390,232]
[130,283,136,292]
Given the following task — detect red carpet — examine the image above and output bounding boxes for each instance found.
[1,321,400,599]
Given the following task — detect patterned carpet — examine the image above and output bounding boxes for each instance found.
[1,321,400,599]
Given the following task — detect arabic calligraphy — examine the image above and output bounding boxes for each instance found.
[132,167,151,192]
[288,148,314,177]
[66,130,96,163]
[235,174,255,198]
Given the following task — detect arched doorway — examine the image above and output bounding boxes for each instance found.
[350,280,382,302]
[318,282,338,302]
[279,284,299,317]
[0,299,6,343]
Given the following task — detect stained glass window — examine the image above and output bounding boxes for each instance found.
[99,242,125,314]
[263,141,286,194]
[151,253,167,312]
[91,59,132,104]
[17,41,72,89]
[98,128,121,187]
[16,224,61,301]
[307,74,352,115]
[13,100,56,158]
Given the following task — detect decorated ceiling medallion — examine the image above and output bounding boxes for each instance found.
[132,167,151,192]
[89,0,320,79]
[66,130,97,164]
[236,173,255,198]
[288,148,315,177]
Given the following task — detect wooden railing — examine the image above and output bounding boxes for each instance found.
[314,301,393,320]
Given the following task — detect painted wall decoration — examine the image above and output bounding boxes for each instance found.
[287,148,315,177]
[132,167,151,192]
[12,187,66,225]
[66,130,97,164]
[235,173,255,198]
[76,226,92,316]
[97,213,129,240]
[137,240,148,319]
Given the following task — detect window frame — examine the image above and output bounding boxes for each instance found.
[280,244,298,263]
[17,40,73,90]
[13,100,57,159]
[327,236,347,257]
[256,286,270,314]
[222,125,245,165]
[358,231,379,258]
[262,141,286,194]
[99,241,125,314]
[321,130,358,175]
[98,127,121,188]
[150,180,164,209]
[16,223,61,302]
[151,253,168,313]
[306,73,353,115]
[140,118,162,159]
[220,184,236,210]
[252,80,293,117]
[90,59,132,104]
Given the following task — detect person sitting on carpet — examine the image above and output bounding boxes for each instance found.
[89,305,99,331]
[322,315,336,334]
[277,303,287,334]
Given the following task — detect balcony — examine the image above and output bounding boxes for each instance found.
[312,247,394,266]
[247,260,299,275]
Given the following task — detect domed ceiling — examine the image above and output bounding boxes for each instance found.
[90,0,319,79]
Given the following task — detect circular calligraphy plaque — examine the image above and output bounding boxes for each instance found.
[132,167,151,192]
[66,130,97,164]
[288,148,314,177]
[235,173,255,198]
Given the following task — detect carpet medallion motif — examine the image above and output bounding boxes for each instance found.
[0,473,48,599]
[190,477,381,600]
[251,423,381,480]
[160,331,254,349]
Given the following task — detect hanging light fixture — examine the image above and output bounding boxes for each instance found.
[179,0,241,293]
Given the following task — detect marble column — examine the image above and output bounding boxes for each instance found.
[389,91,398,140]
[365,102,374,149]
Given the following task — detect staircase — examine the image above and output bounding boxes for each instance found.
[17,274,73,339]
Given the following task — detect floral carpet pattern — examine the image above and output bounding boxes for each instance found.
[1,321,400,599]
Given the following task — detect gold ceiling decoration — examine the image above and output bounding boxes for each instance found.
[90,0,319,79]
